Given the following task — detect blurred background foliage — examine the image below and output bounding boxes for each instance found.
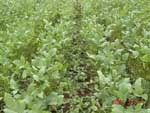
[0,0,150,113]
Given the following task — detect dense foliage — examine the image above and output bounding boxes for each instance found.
[1,0,150,113]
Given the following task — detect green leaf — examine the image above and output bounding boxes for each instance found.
[135,103,143,112]
[49,48,57,57]
[4,93,15,109]
[140,54,150,62]
[91,105,98,111]
[133,78,144,95]
[97,70,108,85]
[33,75,39,81]
[4,109,17,113]
[16,101,25,113]
[45,92,64,106]
[10,78,18,91]
[140,94,148,100]
[118,78,132,94]
[112,105,124,113]
[113,90,126,100]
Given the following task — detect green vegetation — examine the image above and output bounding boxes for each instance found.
[1,0,150,113]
